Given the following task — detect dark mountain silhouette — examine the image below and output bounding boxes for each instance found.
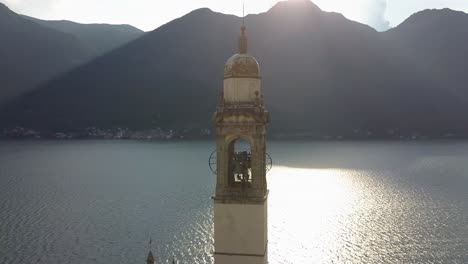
[378,8,468,136]
[0,2,92,103]
[24,16,144,56]
[2,0,468,138]
[0,3,144,104]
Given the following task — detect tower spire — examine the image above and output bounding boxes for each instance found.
[239,2,247,54]
[146,239,154,264]
[242,1,245,26]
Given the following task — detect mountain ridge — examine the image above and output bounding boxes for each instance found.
[0,2,92,103]
[23,16,144,55]
[1,1,468,139]
[0,2,145,104]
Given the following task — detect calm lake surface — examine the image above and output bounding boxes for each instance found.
[0,140,467,263]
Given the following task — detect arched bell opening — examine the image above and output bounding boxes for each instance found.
[227,137,253,187]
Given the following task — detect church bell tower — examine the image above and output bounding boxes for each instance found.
[212,22,269,264]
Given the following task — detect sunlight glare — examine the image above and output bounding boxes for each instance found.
[268,166,361,263]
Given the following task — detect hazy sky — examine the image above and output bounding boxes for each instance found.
[2,0,468,31]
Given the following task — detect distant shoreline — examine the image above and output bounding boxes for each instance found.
[2,135,467,142]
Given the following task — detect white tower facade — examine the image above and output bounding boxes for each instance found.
[212,24,269,264]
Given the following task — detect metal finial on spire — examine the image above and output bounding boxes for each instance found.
[239,1,248,54]
[242,1,245,26]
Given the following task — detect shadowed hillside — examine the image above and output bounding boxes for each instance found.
[2,0,468,138]
[24,16,144,56]
[0,2,92,103]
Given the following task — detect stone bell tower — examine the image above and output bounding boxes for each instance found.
[212,22,269,264]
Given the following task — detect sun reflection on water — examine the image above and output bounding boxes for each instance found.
[268,166,361,263]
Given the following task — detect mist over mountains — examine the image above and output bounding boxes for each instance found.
[24,16,143,57]
[0,2,143,104]
[1,0,468,139]
[0,2,89,103]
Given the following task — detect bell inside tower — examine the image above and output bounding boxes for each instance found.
[229,138,252,185]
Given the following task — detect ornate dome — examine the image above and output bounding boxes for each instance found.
[224,53,260,79]
[224,24,260,79]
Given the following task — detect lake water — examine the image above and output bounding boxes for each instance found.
[0,140,467,263]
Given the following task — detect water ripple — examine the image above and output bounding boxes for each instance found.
[0,141,467,263]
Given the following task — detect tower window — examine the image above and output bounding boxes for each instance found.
[229,138,252,185]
